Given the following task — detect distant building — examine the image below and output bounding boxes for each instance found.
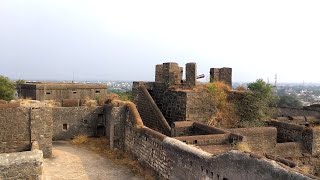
[19,83,107,102]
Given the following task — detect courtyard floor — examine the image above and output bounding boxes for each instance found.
[43,141,143,180]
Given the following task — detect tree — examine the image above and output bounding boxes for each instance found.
[0,76,15,101]
[236,79,277,125]
[277,95,303,108]
[15,79,26,87]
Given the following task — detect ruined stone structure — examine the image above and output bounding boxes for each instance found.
[19,83,107,102]
[0,98,317,179]
[52,106,105,140]
[133,62,231,125]
[210,67,232,87]
[104,101,313,179]
[2,62,320,179]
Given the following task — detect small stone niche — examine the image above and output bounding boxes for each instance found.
[63,124,68,130]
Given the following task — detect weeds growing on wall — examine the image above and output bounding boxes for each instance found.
[109,90,133,102]
[199,80,277,128]
[204,82,238,128]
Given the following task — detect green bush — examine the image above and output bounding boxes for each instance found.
[109,90,133,102]
[0,76,15,101]
[277,95,303,108]
[236,79,277,125]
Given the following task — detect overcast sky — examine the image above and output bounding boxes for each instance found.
[0,0,320,83]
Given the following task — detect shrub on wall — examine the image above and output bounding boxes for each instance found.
[235,79,277,127]
[201,79,278,128]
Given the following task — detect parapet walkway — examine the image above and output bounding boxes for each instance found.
[43,141,142,180]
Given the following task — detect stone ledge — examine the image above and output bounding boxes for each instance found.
[0,150,43,179]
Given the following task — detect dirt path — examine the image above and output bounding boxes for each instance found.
[43,141,143,180]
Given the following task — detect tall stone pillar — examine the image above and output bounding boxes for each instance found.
[186,63,197,87]
[210,68,220,83]
[155,64,163,82]
[220,67,232,87]
[162,62,181,86]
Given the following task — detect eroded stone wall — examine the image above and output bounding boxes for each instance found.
[157,90,188,124]
[104,102,127,149]
[268,120,320,156]
[0,107,30,153]
[106,102,312,180]
[133,85,171,135]
[0,107,52,158]
[52,106,104,140]
[186,91,216,123]
[228,127,277,153]
[141,83,215,125]
[0,150,43,179]
[30,108,53,158]
[276,107,320,117]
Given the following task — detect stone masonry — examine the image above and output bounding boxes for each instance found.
[0,150,43,180]
[52,106,104,140]
[0,107,52,158]
[186,63,197,87]
[210,67,232,87]
[105,101,312,180]
[0,107,30,153]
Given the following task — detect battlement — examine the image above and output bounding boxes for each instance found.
[155,62,231,88]
[210,67,232,87]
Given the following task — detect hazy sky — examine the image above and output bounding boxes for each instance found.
[0,1,320,83]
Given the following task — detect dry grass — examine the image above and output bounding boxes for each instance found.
[234,142,251,152]
[71,134,89,145]
[195,82,238,128]
[235,85,247,91]
[11,99,60,108]
[298,165,314,175]
[71,137,157,180]
[83,97,98,108]
[93,93,120,106]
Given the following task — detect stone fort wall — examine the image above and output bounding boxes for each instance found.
[276,107,320,118]
[0,106,52,158]
[133,83,171,135]
[133,82,216,125]
[52,106,104,140]
[268,120,320,156]
[105,102,312,180]
[0,105,105,158]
